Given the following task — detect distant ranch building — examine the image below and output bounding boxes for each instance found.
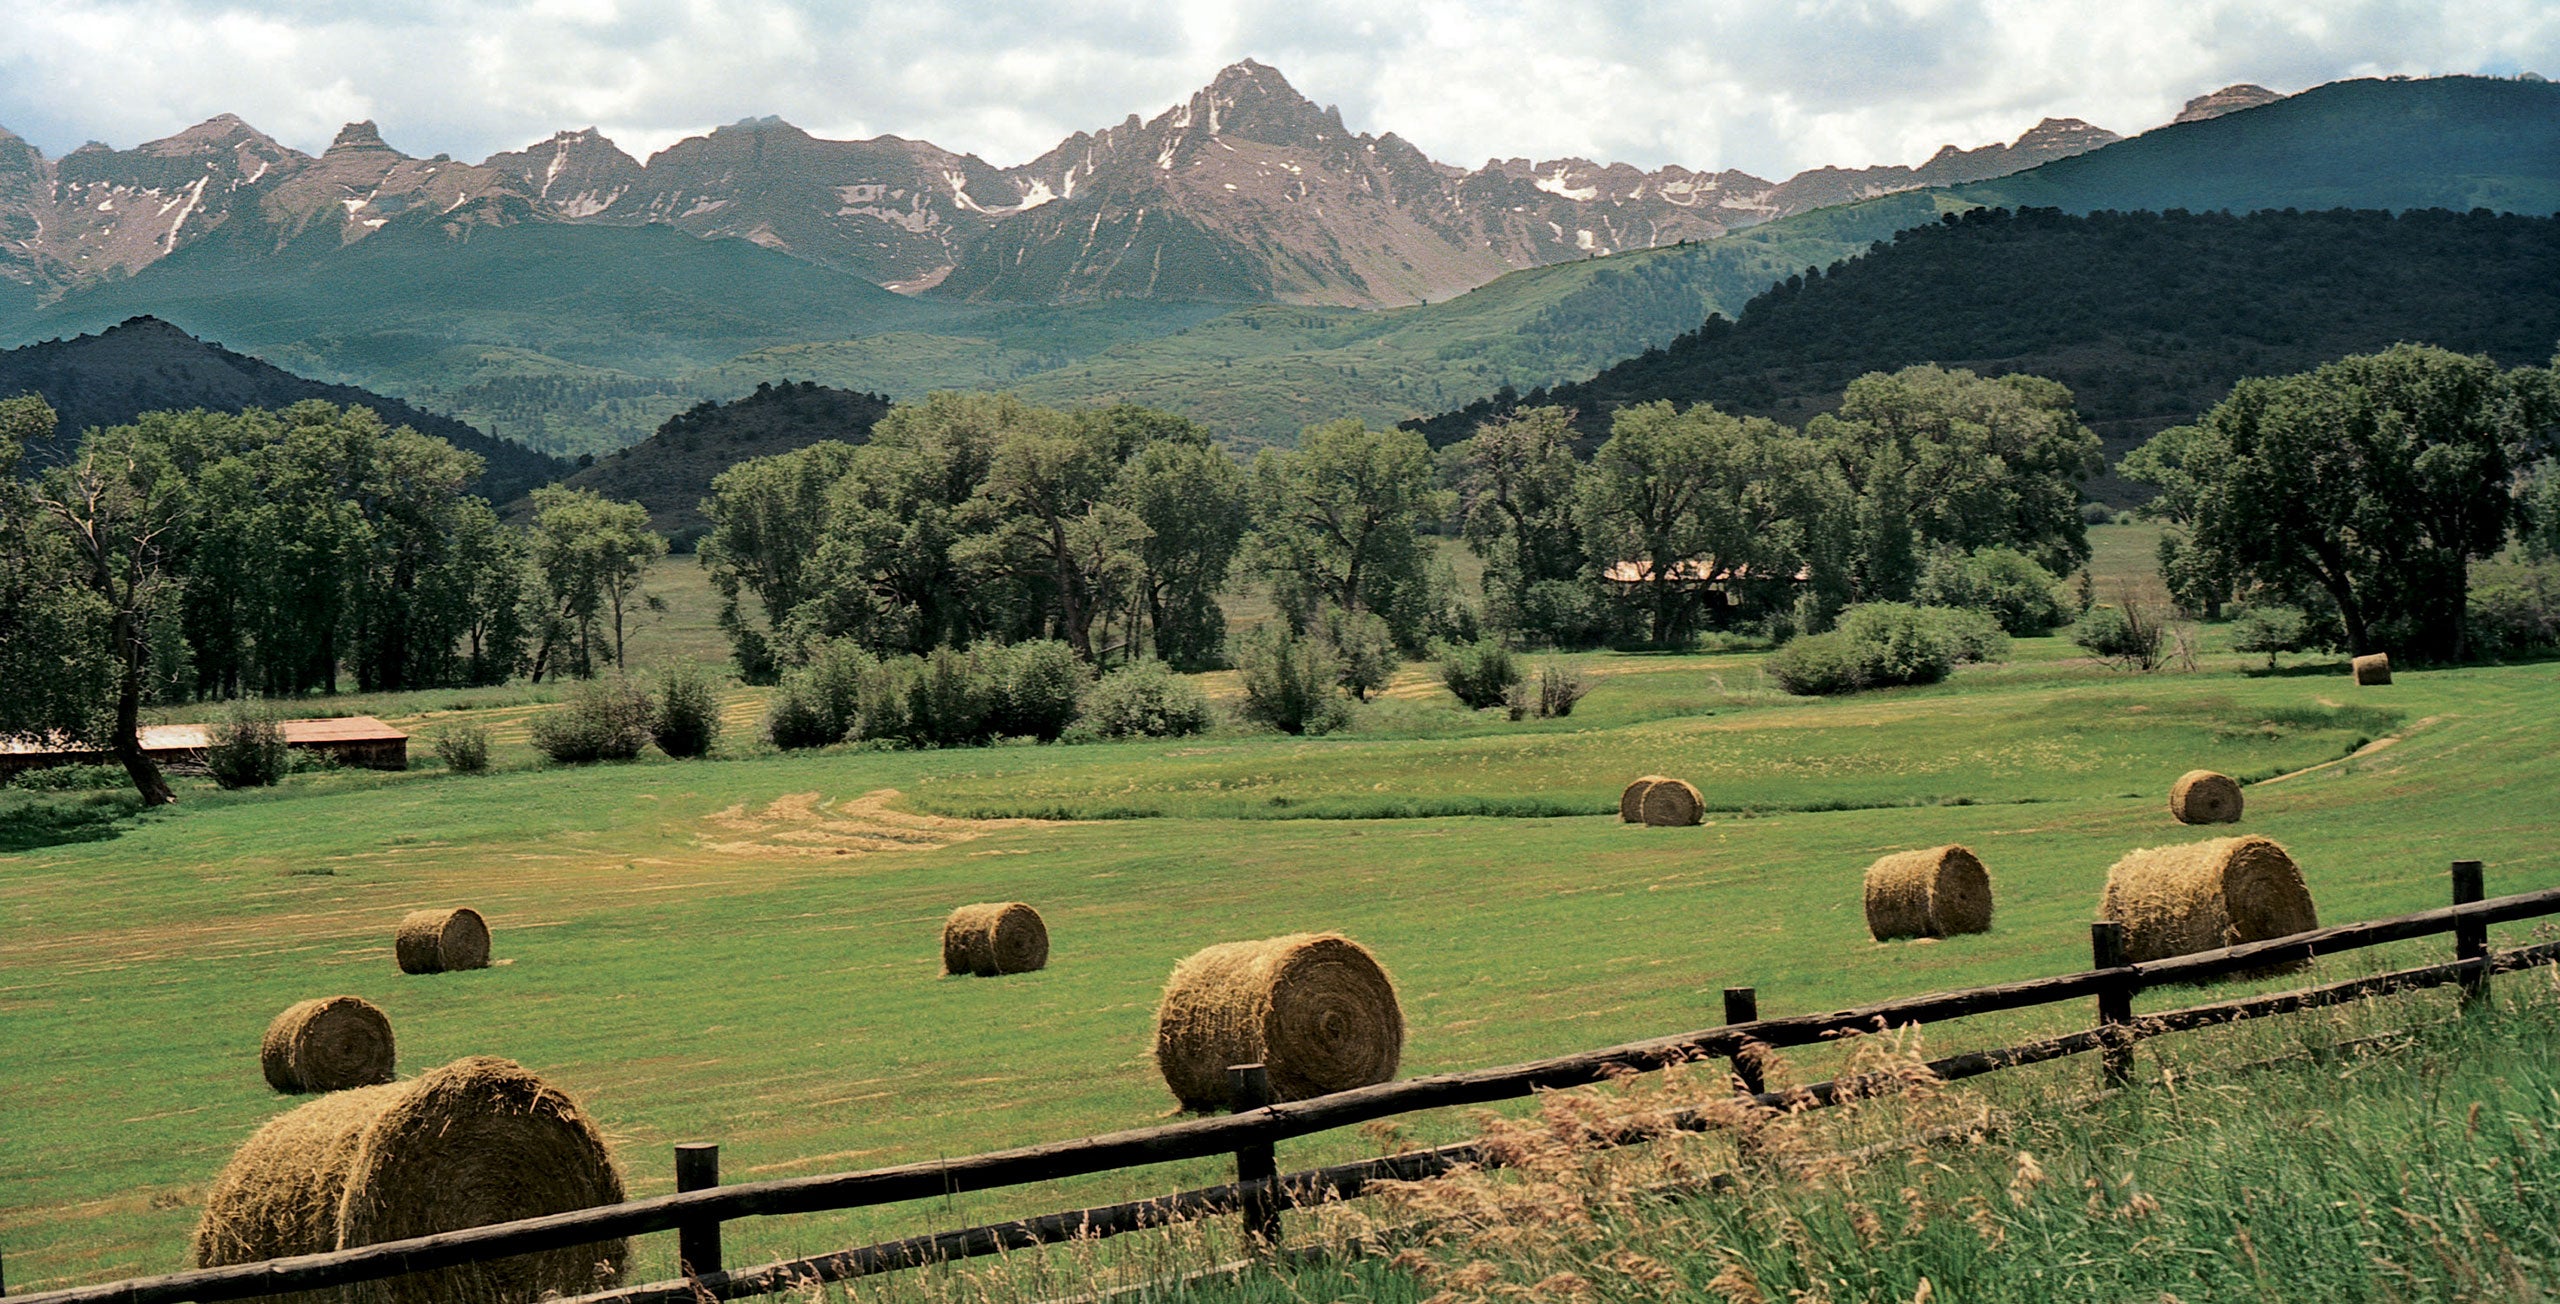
[1600,558,1811,612]
[0,716,409,782]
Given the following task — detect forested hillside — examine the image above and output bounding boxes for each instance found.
[1407,206,2560,499]
[543,380,892,539]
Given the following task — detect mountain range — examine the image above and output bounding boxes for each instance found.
[1,61,2130,310]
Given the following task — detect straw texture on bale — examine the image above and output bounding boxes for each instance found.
[1638,777,1705,827]
[1618,775,1671,823]
[2168,770,2244,825]
[261,996,397,1094]
[1154,933,1404,1111]
[194,1056,627,1304]
[395,907,489,975]
[2099,835,2319,967]
[1862,845,1994,941]
[942,902,1049,976]
[2353,653,2393,685]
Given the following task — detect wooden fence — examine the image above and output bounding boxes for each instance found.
[8,860,2549,1304]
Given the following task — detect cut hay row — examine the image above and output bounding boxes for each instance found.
[195,1056,627,1304]
[942,902,1049,976]
[260,996,396,1094]
[1153,933,1404,1111]
[1862,845,1994,941]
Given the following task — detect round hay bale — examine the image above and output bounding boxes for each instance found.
[260,996,397,1094]
[2098,835,2319,967]
[395,908,490,975]
[1153,933,1403,1111]
[2352,652,2393,685]
[2168,770,2243,825]
[1862,845,1994,941]
[942,902,1049,976]
[1638,777,1704,827]
[1619,775,1671,823]
[194,1056,627,1303]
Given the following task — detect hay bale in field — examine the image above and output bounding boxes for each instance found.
[1638,777,1704,827]
[260,996,397,1094]
[1863,845,1994,941]
[2099,835,2318,966]
[942,902,1050,976]
[2168,770,2243,825]
[2353,653,2393,685]
[1154,933,1403,1111]
[1619,775,1671,823]
[194,1056,626,1303]
[395,907,490,975]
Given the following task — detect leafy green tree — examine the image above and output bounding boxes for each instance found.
[2122,345,2557,660]
[1577,401,1816,645]
[698,440,863,681]
[1248,420,1454,651]
[1445,407,1584,642]
[527,487,664,679]
[1319,606,1400,702]
[793,392,1013,657]
[1806,365,2104,604]
[0,398,118,767]
[1114,431,1248,670]
[956,409,1151,662]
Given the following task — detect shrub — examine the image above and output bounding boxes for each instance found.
[9,762,134,792]
[2229,605,2310,670]
[1438,638,1521,710]
[982,640,1085,742]
[651,662,724,758]
[1082,660,1215,738]
[1537,660,1590,717]
[1917,546,2074,635]
[765,641,871,749]
[429,723,492,774]
[530,676,655,762]
[2468,565,2560,660]
[2073,602,2166,671]
[1237,626,1353,735]
[1922,606,2011,665]
[1764,630,1870,695]
[906,646,991,748]
[206,703,289,790]
[2080,500,2120,525]
[1321,607,1400,702]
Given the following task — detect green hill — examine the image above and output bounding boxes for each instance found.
[1403,206,2560,502]
[537,379,891,539]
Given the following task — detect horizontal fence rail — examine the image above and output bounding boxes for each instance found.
[13,873,2555,1304]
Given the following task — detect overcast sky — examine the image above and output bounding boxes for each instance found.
[4,1,2555,179]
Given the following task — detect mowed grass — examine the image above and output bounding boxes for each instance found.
[4,628,2558,1293]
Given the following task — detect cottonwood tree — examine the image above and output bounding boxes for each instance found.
[1577,401,1817,645]
[697,440,863,681]
[1445,406,1587,643]
[527,486,664,679]
[956,409,1151,662]
[1247,419,1454,650]
[1114,432,1248,670]
[2124,344,2558,660]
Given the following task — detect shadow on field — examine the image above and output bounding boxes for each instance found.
[0,791,140,852]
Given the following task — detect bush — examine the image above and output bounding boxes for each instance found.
[905,646,991,747]
[1438,638,1521,710]
[1082,660,1215,738]
[9,762,134,792]
[1539,660,1590,717]
[765,641,872,749]
[2073,602,2166,671]
[1321,607,1400,702]
[2080,500,2120,525]
[1237,626,1353,735]
[1766,602,1973,696]
[652,662,724,758]
[2229,605,2310,670]
[2468,566,2560,660]
[1922,606,2011,665]
[982,640,1085,742]
[206,703,289,790]
[530,676,655,762]
[429,723,492,774]
[1917,546,2074,635]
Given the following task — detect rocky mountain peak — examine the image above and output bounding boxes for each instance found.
[2013,118,2122,152]
[2175,84,2283,124]
[1188,59,1340,147]
[325,121,397,156]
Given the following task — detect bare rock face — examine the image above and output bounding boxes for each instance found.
[0,61,2134,308]
[2176,84,2284,124]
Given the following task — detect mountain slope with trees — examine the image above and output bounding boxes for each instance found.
[543,380,892,540]
[1406,206,2560,500]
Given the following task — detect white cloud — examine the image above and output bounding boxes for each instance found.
[1,0,2554,178]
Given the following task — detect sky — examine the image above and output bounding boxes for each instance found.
[3,1,2556,180]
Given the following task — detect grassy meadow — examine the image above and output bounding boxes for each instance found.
[3,525,2558,1296]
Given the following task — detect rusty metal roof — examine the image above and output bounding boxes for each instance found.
[0,715,407,756]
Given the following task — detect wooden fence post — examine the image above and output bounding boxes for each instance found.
[674,1143,722,1278]
[1722,987,1765,1096]
[2454,859,2488,1010]
[1227,1065,1282,1249]
[2092,921,2133,1088]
